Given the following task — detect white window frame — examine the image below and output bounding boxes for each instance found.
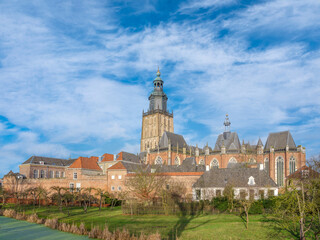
[111,186,115,191]
[118,186,121,191]
[118,175,122,180]
[73,172,77,179]
[111,175,115,179]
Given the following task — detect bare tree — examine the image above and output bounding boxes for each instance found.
[125,166,166,202]
[239,189,254,230]
[50,186,66,212]
[95,188,106,211]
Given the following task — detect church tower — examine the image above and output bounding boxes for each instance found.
[140,68,174,152]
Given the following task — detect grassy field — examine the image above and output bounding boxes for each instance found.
[4,205,294,240]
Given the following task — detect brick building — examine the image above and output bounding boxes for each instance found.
[2,69,307,199]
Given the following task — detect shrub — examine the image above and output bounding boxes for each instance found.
[88,225,102,239]
[45,218,59,229]
[27,213,39,223]
[79,222,87,235]
[58,222,71,232]
[3,209,16,218]
[69,223,79,234]
[211,197,229,213]
[15,212,26,220]
[249,200,264,214]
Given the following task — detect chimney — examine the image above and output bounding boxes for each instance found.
[113,154,117,161]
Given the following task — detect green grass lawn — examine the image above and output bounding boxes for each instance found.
[5,205,294,240]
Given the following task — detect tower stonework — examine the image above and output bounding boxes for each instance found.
[140,69,174,152]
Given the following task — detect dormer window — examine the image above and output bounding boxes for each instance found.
[248,176,255,185]
[39,161,44,165]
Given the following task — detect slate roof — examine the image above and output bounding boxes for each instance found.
[116,152,140,163]
[193,167,277,188]
[159,131,187,148]
[213,132,241,152]
[264,131,296,150]
[22,156,75,167]
[152,157,205,173]
[68,157,102,171]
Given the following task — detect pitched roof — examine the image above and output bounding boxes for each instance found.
[264,131,296,150]
[152,157,205,173]
[4,170,26,179]
[101,153,114,162]
[257,138,263,146]
[193,167,277,188]
[68,156,102,171]
[22,156,76,166]
[214,132,241,152]
[108,161,145,172]
[159,131,187,148]
[116,152,140,163]
[108,161,126,170]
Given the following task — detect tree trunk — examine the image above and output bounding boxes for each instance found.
[99,197,102,211]
[300,218,306,240]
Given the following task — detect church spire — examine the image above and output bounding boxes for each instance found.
[224,114,231,132]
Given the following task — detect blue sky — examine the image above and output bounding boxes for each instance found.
[1,0,320,177]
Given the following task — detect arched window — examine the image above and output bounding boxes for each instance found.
[155,156,162,165]
[228,157,237,163]
[40,170,45,178]
[199,159,205,165]
[264,158,269,175]
[174,156,180,165]
[33,169,38,178]
[249,158,256,164]
[49,171,53,178]
[276,156,284,187]
[289,156,296,174]
[55,171,60,178]
[210,159,219,168]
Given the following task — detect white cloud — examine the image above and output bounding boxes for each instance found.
[178,0,237,13]
[0,0,320,177]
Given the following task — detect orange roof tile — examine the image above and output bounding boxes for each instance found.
[101,153,114,162]
[69,156,102,171]
[108,161,126,170]
[116,152,123,160]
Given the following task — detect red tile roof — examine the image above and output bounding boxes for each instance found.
[68,156,102,171]
[101,153,114,162]
[116,152,123,160]
[108,161,126,170]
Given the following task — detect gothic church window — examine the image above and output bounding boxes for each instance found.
[228,157,237,163]
[174,156,180,165]
[289,156,296,174]
[249,158,256,164]
[210,159,219,168]
[155,156,162,165]
[264,158,269,175]
[276,156,284,187]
